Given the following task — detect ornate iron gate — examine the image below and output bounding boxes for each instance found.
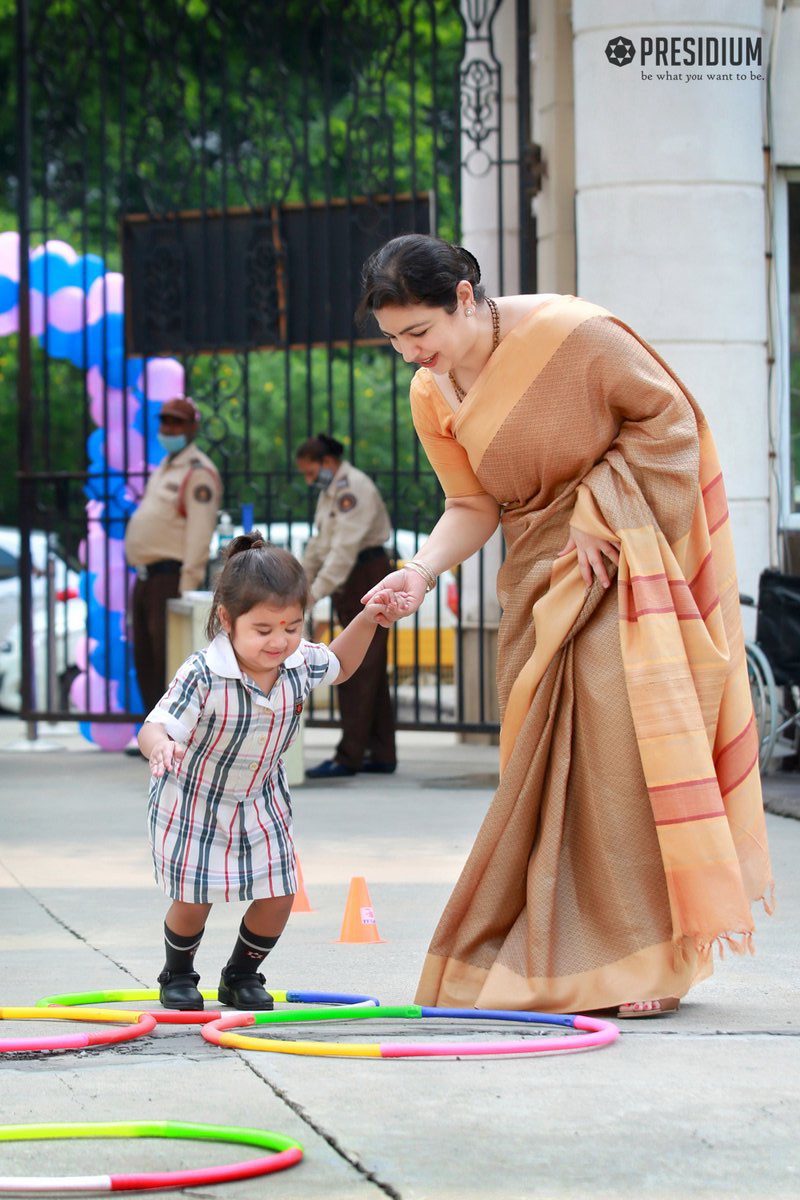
[9,0,533,741]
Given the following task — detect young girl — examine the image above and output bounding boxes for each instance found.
[138,532,404,1011]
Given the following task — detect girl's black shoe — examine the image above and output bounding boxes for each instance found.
[218,967,274,1010]
[157,968,203,1011]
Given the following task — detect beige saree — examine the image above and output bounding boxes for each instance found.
[411,297,773,1013]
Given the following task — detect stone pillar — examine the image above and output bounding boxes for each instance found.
[532,0,576,293]
[571,0,771,601]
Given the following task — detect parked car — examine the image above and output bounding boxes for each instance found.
[0,528,81,641]
[0,596,87,713]
[0,528,83,713]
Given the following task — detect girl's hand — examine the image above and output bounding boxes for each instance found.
[361,567,427,617]
[362,588,414,627]
[556,526,620,589]
[148,739,185,779]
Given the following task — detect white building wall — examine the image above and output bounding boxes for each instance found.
[771,3,800,168]
[767,3,800,547]
[570,0,771,602]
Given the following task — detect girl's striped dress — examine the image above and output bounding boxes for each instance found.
[145,634,339,902]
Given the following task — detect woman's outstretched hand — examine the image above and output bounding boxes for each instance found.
[361,567,428,617]
[556,526,620,589]
[362,587,416,628]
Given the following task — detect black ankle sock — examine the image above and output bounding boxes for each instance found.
[224,921,279,975]
[163,921,205,975]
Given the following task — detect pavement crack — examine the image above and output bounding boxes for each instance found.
[0,859,145,985]
[239,1055,402,1199]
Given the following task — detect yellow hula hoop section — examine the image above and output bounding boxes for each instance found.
[219,1032,382,1057]
[0,1007,157,1053]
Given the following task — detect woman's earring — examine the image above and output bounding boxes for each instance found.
[465,306,475,317]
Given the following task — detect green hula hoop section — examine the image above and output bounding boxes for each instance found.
[0,1120,303,1192]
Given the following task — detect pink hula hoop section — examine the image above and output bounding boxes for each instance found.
[202,1004,620,1059]
[0,1007,156,1053]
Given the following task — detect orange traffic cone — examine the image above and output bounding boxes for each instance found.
[336,876,386,943]
[291,855,315,914]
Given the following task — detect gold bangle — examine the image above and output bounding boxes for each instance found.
[405,559,437,593]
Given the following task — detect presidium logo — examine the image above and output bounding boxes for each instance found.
[604,33,763,77]
[606,36,636,67]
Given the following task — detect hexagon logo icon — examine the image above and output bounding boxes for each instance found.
[605,36,636,67]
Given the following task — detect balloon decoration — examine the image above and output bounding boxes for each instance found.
[0,231,186,749]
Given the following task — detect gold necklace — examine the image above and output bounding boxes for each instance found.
[449,296,500,403]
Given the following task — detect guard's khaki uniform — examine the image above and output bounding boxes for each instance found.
[125,443,221,712]
[303,461,396,770]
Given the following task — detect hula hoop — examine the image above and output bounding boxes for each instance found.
[0,1008,156,1053]
[202,1004,619,1059]
[35,989,379,1025]
[0,1120,302,1193]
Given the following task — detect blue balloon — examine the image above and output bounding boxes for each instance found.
[41,326,85,366]
[88,609,132,682]
[73,254,105,291]
[104,347,126,389]
[87,313,124,369]
[29,251,77,294]
[126,357,144,388]
[0,275,17,313]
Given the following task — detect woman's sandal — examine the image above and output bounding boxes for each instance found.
[616,997,680,1019]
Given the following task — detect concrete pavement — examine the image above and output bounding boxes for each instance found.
[0,717,798,1199]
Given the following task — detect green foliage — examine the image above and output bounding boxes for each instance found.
[0,0,463,529]
[186,342,440,530]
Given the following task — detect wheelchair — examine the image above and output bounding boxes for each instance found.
[742,569,800,773]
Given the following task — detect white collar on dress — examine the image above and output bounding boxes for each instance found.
[205,632,305,692]
[206,632,244,679]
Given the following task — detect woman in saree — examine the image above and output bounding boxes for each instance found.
[358,233,773,1017]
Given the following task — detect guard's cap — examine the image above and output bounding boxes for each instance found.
[159,396,200,424]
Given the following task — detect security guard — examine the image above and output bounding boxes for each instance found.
[296,433,396,778]
[125,396,221,714]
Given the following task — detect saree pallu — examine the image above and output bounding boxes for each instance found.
[410,297,773,1013]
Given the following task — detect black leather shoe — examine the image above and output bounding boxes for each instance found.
[360,760,397,774]
[157,969,203,1011]
[305,759,356,779]
[218,968,274,1011]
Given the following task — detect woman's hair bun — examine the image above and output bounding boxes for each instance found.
[457,246,481,283]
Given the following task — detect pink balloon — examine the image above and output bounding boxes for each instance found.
[93,562,131,613]
[0,306,17,335]
[29,289,45,337]
[86,366,106,406]
[84,514,126,577]
[47,286,86,333]
[0,231,19,281]
[87,272,124,323]
[39,239,78,265]
[89,721,138,752]
[137,357,184,401]
[72,663,123,712]
[125,476,146,505]
[89,385,127,429]
[106,425,145,474]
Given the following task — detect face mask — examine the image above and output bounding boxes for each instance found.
[158,432,188,454]
[311,466,335,490]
